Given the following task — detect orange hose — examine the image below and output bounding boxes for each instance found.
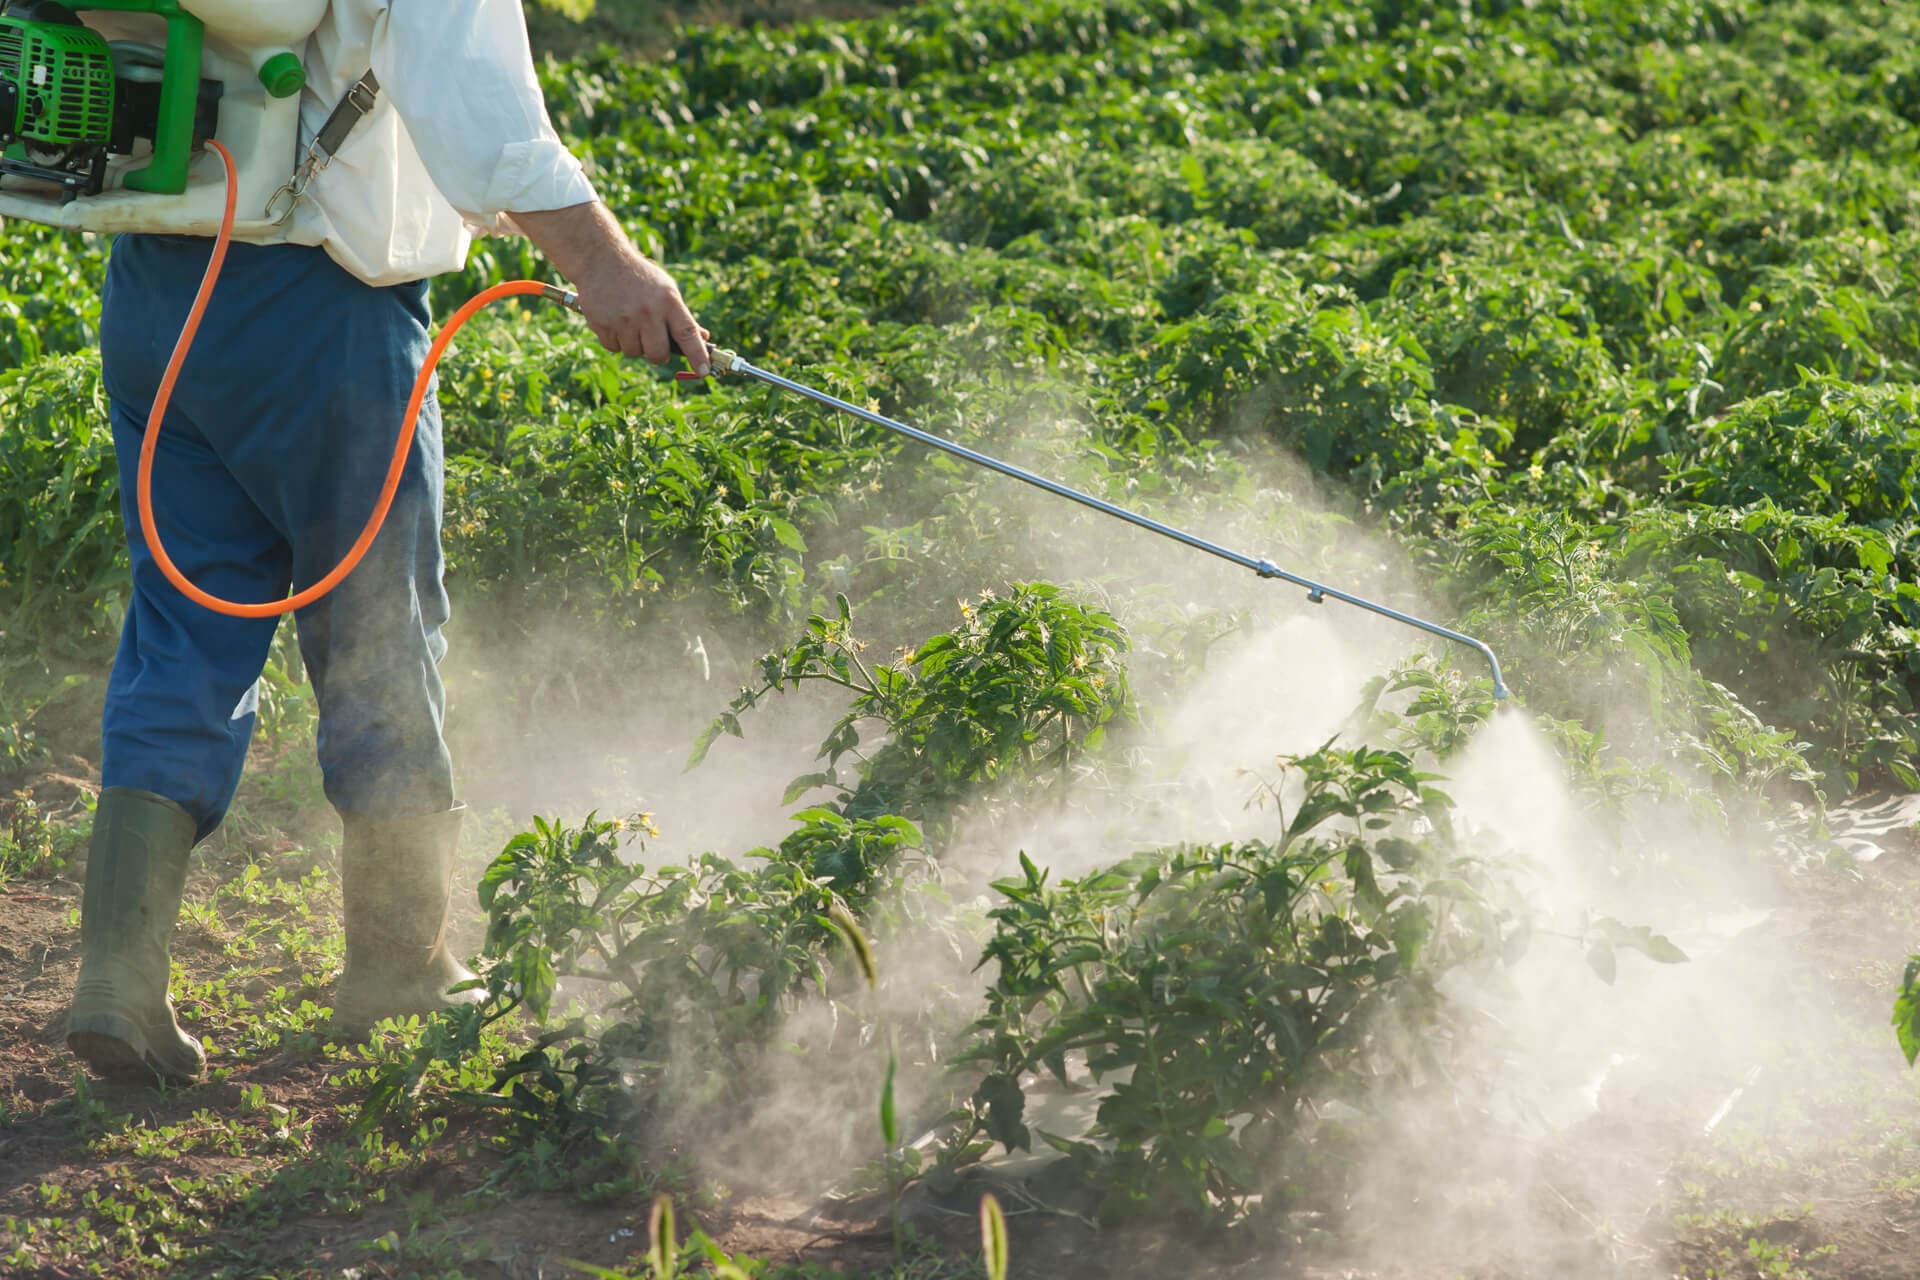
[136,140,552,618]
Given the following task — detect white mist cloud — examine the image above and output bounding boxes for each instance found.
[439,406,1903,1279]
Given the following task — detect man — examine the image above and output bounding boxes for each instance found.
[65,0,706,1086]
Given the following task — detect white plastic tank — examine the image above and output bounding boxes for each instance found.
[184,0,328,52]
[0,0,330,237]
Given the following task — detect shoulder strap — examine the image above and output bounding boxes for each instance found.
[312,69,381,162]
[267,69,381,223]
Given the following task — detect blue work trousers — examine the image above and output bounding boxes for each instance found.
[99,235,454,840]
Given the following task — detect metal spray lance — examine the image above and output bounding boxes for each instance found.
[544,288,1511,699]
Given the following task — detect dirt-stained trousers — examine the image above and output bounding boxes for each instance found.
[98,234,454,842]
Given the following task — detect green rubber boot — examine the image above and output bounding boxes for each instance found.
[330,805,484,1039]
[66,788,206,1087]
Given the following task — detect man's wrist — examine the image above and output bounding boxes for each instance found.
[507,201,638,285]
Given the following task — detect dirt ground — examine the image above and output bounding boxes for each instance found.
[0,873,913,1278]
[6,755,1920,1278]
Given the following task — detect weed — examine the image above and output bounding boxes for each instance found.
[0,789,88,885]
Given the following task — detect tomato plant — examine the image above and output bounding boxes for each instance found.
[10,0,1920,1231]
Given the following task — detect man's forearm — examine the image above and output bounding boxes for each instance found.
[507,201,636,283]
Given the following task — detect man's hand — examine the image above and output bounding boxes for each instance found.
[508,202,711,376]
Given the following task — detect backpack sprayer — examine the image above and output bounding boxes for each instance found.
[0,0,1510,698]
[0,0,319,234]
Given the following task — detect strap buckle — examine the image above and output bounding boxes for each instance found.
[267,69,380,225]
[265,141,326,224]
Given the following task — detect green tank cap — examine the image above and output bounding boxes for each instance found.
[258,52,306,99]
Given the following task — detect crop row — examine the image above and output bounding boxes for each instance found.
[3,0,1917,1227]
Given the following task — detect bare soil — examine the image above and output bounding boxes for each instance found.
[6,753,1920,1278]
[0,873,917,1278]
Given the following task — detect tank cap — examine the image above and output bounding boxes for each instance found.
[258,53,305,99]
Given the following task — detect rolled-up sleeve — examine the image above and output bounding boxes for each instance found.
[373,0,598,231]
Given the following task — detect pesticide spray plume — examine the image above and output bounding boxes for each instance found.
[938,662,1883,1280]
[440,332,1893,1278]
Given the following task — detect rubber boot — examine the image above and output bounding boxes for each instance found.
[330,804,484,1038]
[66,788,206,1087]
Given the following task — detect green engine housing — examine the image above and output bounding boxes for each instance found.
[0,0,218,200]
[0,11,115,147]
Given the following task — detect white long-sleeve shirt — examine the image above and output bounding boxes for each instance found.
[290,0,599,285]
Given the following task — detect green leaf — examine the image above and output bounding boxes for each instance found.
[828,899,878,989]
[1586,942,1617,985]
[974,1073,1030,1152]
[782,772,837,804]
[767,516,807,552]
[1592,917,1689,965]
[880,1051,899,1146]
[648,1195,677,1280]
[978,1193,1010,1280]
[1896,957,1920,1067]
